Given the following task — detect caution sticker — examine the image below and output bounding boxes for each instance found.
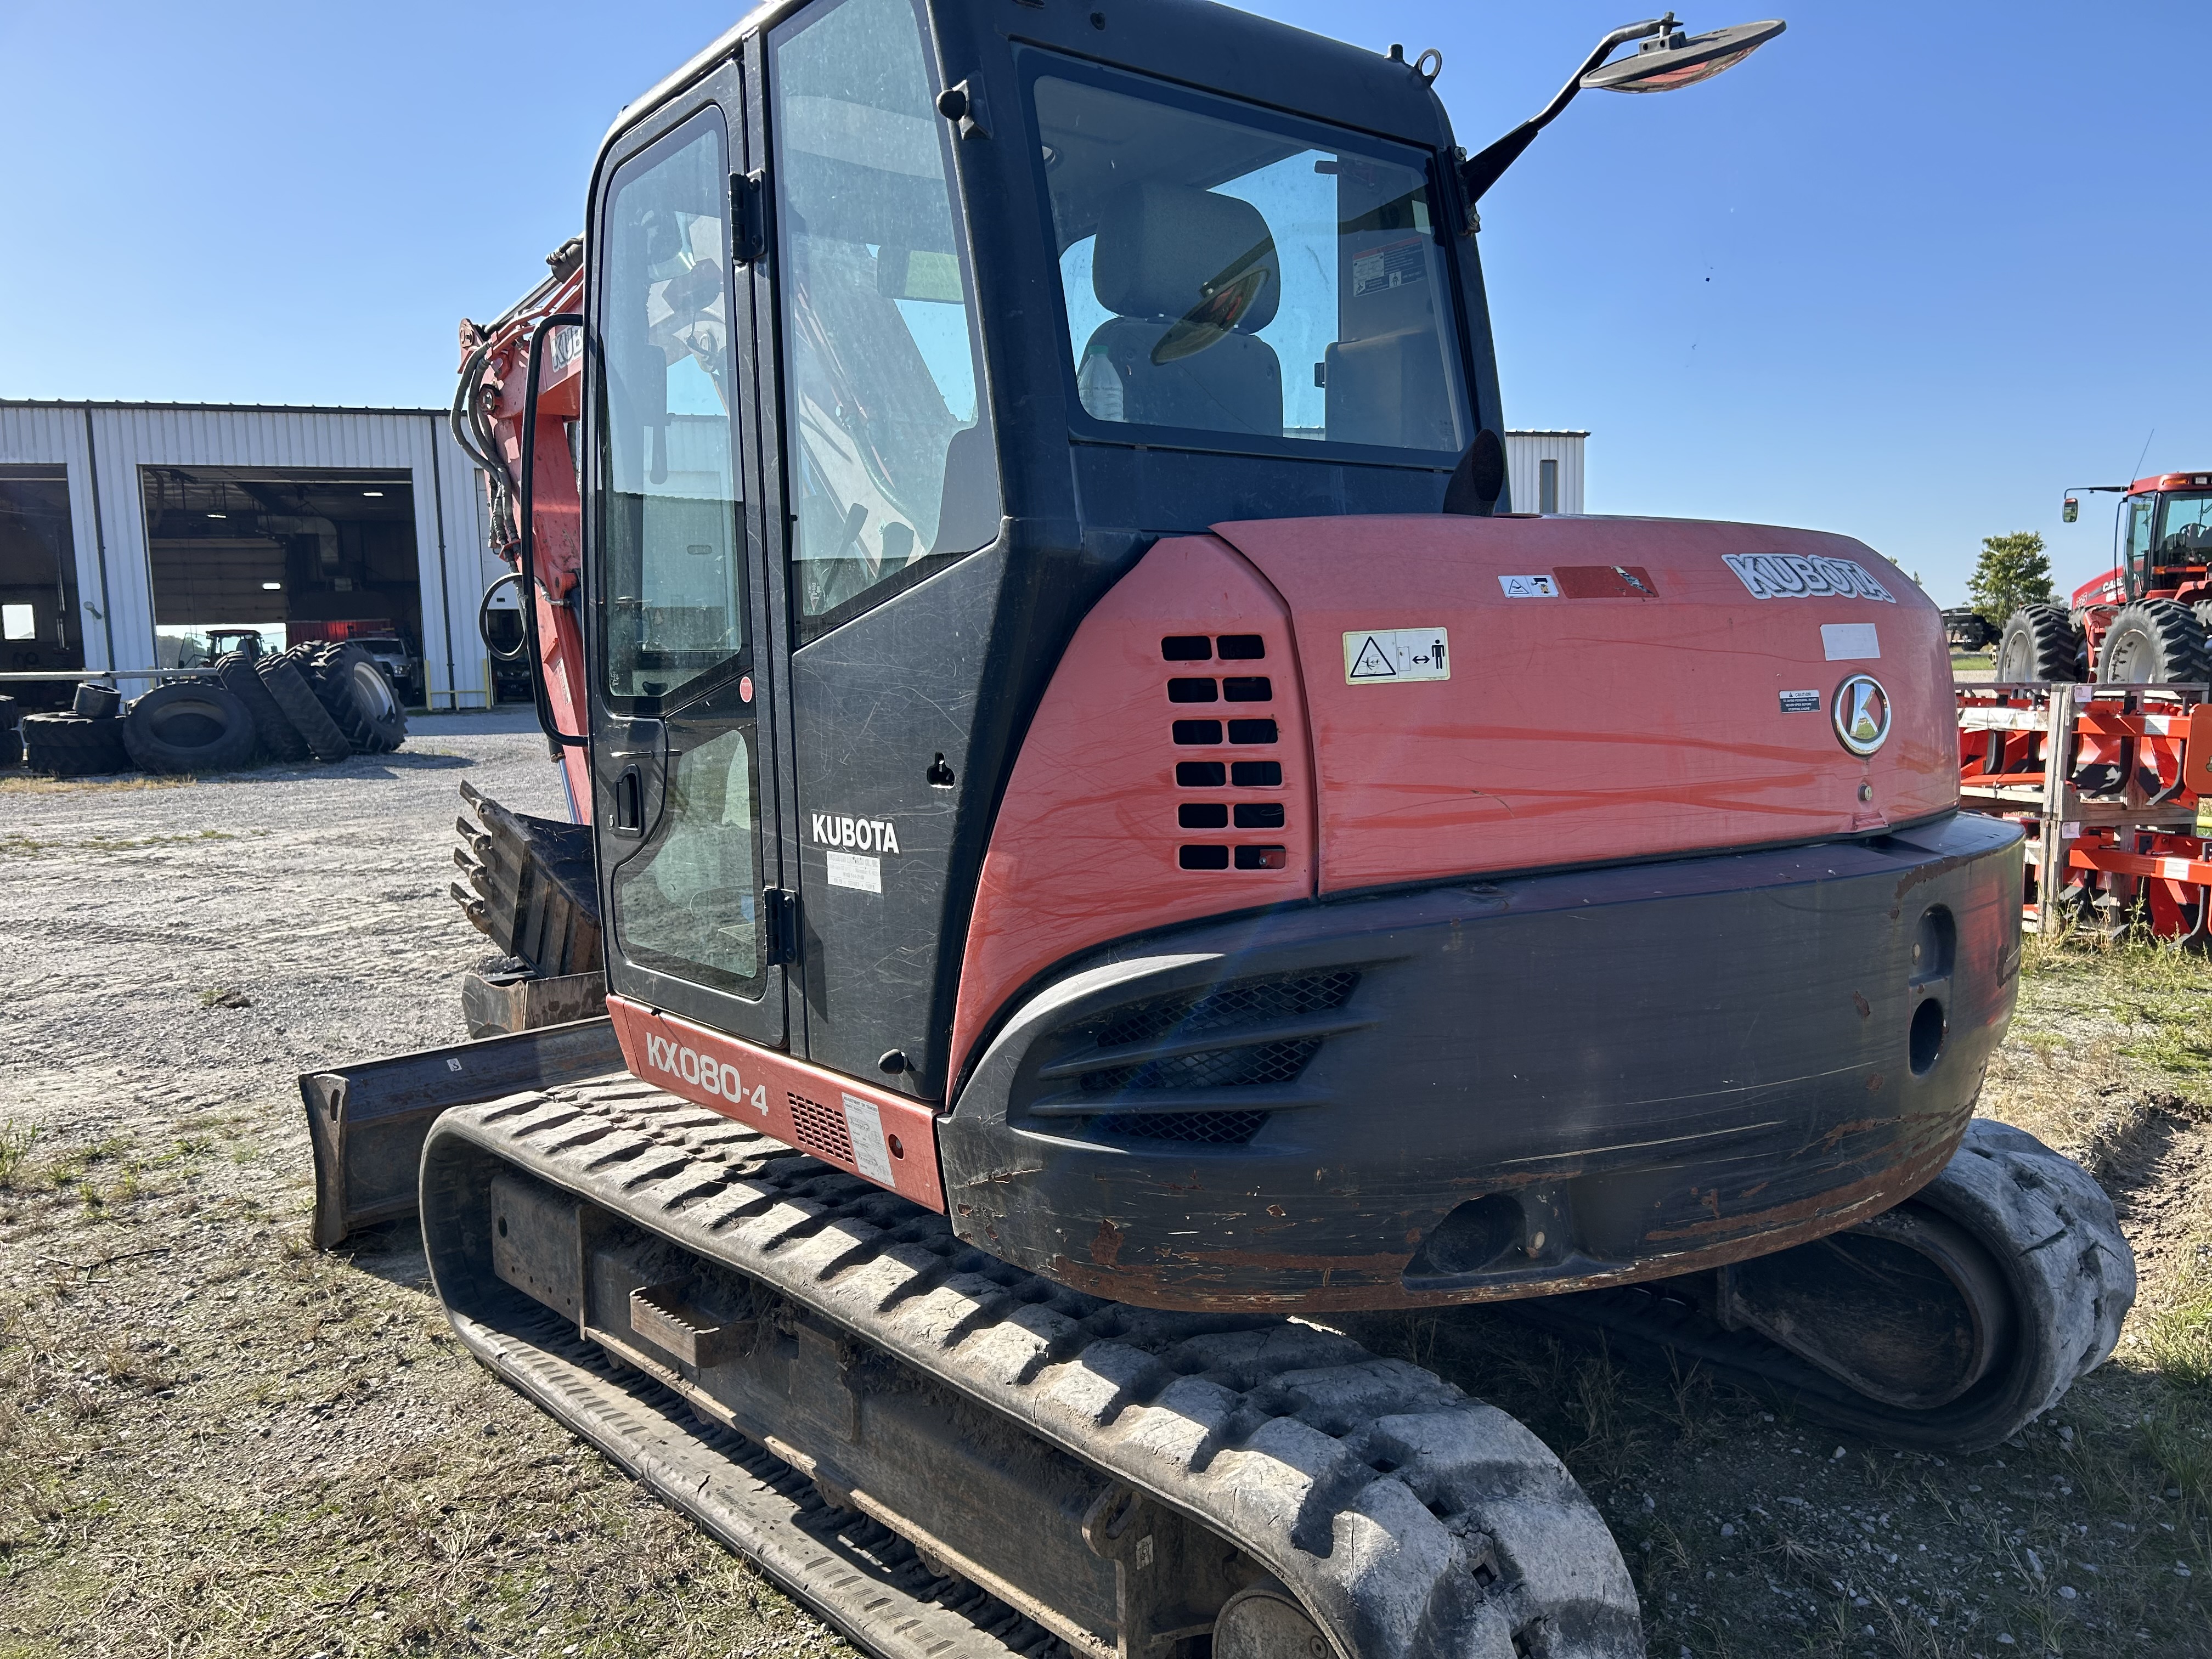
[1344,628,1451,684]
[1498,574,1559,599]
[1780,689,1821,713]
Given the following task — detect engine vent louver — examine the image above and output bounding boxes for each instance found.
[1164,633,1287,874]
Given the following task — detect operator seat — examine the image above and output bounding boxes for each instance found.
[1077,182,1284,437]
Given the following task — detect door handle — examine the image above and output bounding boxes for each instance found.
[613,765,644,836]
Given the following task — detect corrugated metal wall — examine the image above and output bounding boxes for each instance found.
[0,401,499,706]
[1504,430,1587,516]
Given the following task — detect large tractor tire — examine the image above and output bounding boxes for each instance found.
[308,641,407,753]
[2096,598,2211,685]
[0,695,19,769]
[1994,603,2084,682]
[215,651,308,762]
[258,652,353,763]
[20,712,129,777]
[120,682,258,775]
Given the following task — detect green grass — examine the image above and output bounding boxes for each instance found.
[0,1122,40,1189]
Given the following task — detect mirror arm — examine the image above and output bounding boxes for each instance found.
[1459,18,1669,204]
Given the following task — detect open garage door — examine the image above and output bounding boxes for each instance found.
[0,465,86,712]
[142,466,426,706]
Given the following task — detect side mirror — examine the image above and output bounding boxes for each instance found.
[1580,19,1787,93]
[2062,496,2079,524]
[1459,14,1787,205]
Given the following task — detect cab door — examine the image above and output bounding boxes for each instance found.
[2123,493,2157,599]
[586,69,789,1048]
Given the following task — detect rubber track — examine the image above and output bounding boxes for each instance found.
[1508,1119,2134,1453]
[462,1302,1077,1659]
[430,1082,1644,1659]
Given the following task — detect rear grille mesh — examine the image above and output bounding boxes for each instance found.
[1079,1039,1322,1093]
[1097,970,1358,1048]
[1094,1109,1271,1146]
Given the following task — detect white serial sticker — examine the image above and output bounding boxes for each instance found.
[1343,628,1451,683]
[1497,573,1559,599]
[825,850,882,893]
[841,1093,895,1185]
[1821,623,1881,661]
[2163,857,2195,882]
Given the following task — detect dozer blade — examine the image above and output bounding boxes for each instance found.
[300,1017,624,1246]
[422,1080,1646,1659]
[1496,1120,2135,1453]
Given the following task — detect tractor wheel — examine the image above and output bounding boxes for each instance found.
[216,651,308,762]
[2096,599,2211,686]
[308,642,408,753]
[0,726,20,770]
[1994,604,2084,682]
[258,652,354,763]
[121,683,258,775]
[20,712,129,777]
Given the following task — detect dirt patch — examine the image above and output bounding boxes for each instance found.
[0,730,2206,1657]
[0,723,851,1657]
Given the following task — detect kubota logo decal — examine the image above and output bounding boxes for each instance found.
[1723,553,1897,604]
[811,813,900,854]
[643,1031,768,1115]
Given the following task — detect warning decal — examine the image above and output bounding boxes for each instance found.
[1351,237,1426,298]
[1498,574,1559,599]
[1343,627,1451,684]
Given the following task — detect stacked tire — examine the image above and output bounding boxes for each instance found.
[16,645,407,779]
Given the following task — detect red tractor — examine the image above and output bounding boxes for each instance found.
[1995,470,2212,684]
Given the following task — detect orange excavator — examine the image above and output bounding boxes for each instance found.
[309,6,2132,1655]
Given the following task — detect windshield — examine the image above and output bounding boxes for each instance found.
[2156,493,2212,562]
[1032,69,1469,458]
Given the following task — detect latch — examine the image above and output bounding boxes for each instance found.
[731,169,768,266]
[763,886,800,967]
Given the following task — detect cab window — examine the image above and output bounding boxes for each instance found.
[2124,494,2157,582]
[771,0,1001,642]
[1032,66,1469,459]
[595,113,746,703]
[2155,493,2212,563]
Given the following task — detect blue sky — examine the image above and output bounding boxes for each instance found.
[2,1,2205,602]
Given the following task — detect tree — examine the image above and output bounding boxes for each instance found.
[1968,531,2056,625]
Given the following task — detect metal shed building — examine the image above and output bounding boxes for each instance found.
[0,400,501,709]
[1503,430,1588,516]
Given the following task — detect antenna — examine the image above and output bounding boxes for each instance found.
[2128,427,2157,486]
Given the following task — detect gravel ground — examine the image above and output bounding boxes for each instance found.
[0,717,2206,1658]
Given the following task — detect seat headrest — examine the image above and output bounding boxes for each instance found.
[1092,182,1280,334]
